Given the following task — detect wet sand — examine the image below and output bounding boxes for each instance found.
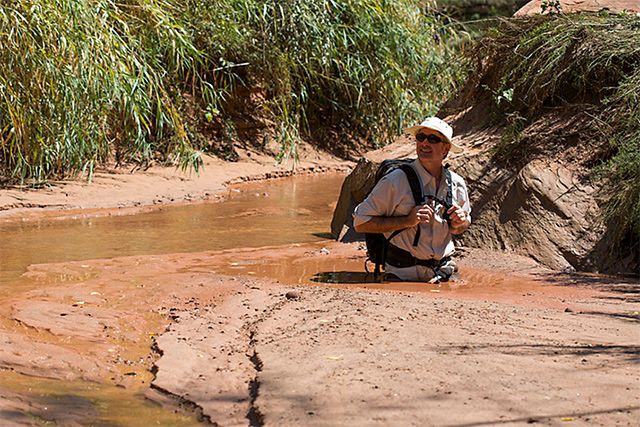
[1,240,638,425]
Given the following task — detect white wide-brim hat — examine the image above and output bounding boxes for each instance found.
[406,117,463,153]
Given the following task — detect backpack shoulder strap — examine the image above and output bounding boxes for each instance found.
[440,165,454,223]
[398,163,423,247]
[398,163,422,206]
[443,165,453,209]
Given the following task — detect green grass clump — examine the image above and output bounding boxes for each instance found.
[597,68,640,248]
[0,0,207,183]
[0,0,465,184]
[488,14,640,116]
[184,0,465,157]
[466,12,640,260]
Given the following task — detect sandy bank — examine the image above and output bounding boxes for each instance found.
[1,240,638,425]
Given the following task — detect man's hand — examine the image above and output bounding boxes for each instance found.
[447,205,470,234]
[356,204,468,234]
[410,204,435,226]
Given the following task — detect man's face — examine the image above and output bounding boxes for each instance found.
[415,128,450,164]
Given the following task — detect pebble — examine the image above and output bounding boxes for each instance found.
[285,291,301,300]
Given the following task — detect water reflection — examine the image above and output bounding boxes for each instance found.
[311,271,374,284]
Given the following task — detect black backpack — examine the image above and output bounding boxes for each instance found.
[364,159,454,279]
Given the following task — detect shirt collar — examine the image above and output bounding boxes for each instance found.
[412,159,445,195]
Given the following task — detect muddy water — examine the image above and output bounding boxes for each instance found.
[0,173,345,292]
[212,243,598,310]
[0,370,198,426]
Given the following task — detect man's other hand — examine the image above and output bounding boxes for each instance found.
[447,205,470,234]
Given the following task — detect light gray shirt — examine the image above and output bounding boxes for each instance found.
[353,159,471,266]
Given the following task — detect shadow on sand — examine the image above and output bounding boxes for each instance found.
[535,271,640,300]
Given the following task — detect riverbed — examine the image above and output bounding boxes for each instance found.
[1,172,639,426]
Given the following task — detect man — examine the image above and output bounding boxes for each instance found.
[353,117,471,282]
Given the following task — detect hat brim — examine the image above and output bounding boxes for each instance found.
[405,126,463,153]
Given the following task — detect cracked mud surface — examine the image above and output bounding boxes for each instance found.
[142,243,639,426]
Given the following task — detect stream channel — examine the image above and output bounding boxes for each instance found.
[0,173,346,426]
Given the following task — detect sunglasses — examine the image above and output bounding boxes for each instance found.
[415,133,444,144]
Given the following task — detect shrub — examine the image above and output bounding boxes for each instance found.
[0,0,207,183]
[184,0,466,158]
